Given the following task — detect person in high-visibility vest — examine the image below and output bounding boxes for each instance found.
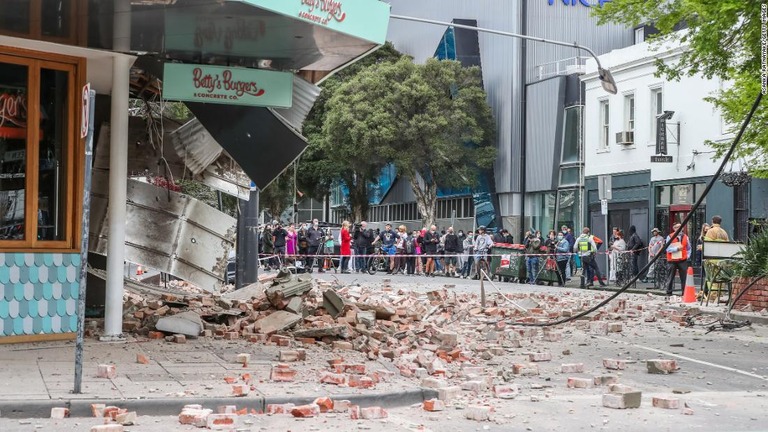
[573,227,607,288]
[665,223,692,297]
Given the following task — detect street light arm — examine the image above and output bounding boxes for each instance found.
[389,14,606,72]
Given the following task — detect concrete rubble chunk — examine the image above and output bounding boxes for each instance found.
[115,411,137,425]
[603,384,642,409]
[464,405,493,421]
[266,275,312,308]
[360,406,388,419]
[293,325,350,339]
[258,310,302,335]
[155,311,204,337]
[593,375,619,386]
[567,377,592,388]
[222,281,267,300]
[493,384,520,399]
[90,426,124,432]
[50,407,69,418]
[323,289,347,318]
[437,386,462,401]
[603,358,627,370]
[652,396,680,409]
[647,359,678,374]
[356,310,377,327]
[561,363,584,373]
[285,296,305,314]
[421,377,448,389]
[97,364,117,379]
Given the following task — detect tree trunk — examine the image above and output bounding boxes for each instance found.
[345,173,370,223]
[408,175,437,228]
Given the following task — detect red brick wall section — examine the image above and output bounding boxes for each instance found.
[731,277,768,310]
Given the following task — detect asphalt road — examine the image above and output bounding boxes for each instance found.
[1,272,766,432]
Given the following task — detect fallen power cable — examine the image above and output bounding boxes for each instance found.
[505,91,764,328]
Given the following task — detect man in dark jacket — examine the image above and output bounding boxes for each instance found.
[503,229,514,244]
[353,221,374,273]
[443,226,460,277]
[306,219,323,273]
[493,229,506,244]
[626,225,643,278]
[272,222,288,265]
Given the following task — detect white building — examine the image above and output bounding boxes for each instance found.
[582,38,768,273]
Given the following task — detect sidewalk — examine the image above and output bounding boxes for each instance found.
[0,336,434,418]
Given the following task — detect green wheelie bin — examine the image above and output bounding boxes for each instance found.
[489,243,526,282]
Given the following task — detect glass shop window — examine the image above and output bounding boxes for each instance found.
[0,51,82,250]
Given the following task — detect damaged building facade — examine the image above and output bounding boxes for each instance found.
[0,0,391,342]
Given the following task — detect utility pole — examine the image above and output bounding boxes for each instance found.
[236,186,260,289]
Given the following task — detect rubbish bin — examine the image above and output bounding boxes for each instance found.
[490,243,526,282]
[538,255,562,285]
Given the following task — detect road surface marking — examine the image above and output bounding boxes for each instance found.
[595,335,768,381]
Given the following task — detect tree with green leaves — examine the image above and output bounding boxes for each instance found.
[593,1,768,177]
[259,168,295,222]
[323,57,496,227]
[301,43,404,221]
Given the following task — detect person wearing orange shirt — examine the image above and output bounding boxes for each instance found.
[665,223,692,297]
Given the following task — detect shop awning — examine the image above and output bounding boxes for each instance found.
[185,102,307,190]
[131,0,390,73]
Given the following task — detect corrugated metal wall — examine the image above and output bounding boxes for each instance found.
[381,176,418,205]
[526,77,565,192]
[386,0,633,208]
[386,0,524,194]
[525,1,633,84]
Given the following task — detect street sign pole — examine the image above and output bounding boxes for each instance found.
[598,175,612,284]
[74,87,95,394]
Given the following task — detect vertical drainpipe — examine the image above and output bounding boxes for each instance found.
[518,0,528,242]
[103,0,131,339]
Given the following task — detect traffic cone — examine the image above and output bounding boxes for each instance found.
[682,266,696,303]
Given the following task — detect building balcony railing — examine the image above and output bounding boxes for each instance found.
[535,56,590,81]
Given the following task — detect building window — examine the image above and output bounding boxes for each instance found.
[524,192,557,234]
[561,106,582,163]
[599,100,609,150]
[734,183,749,242]
[0,0,81,44]
[624,94,635,131]
[0,49,83,249]
[559,167,580,187]
[556,189,581,231]
[634,27,645,44]
[650,87,663,138]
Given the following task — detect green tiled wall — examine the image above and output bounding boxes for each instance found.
[0,253,81,337]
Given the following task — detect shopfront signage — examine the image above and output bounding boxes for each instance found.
[0,91,27,140]
[656,117,668,155]
[651,155,673,163]
[163,64,293,108]
[244,0,390,44]
[548,0,613,7]
[0,92,27,129]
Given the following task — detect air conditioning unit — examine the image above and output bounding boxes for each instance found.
[615,131,634,145]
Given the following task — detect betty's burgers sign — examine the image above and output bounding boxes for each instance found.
[162,63,293,108]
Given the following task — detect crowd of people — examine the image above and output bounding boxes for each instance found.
[256,215,731,298]
[256,218,509,278]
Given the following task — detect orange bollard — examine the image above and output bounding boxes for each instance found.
[682,266,696,303]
